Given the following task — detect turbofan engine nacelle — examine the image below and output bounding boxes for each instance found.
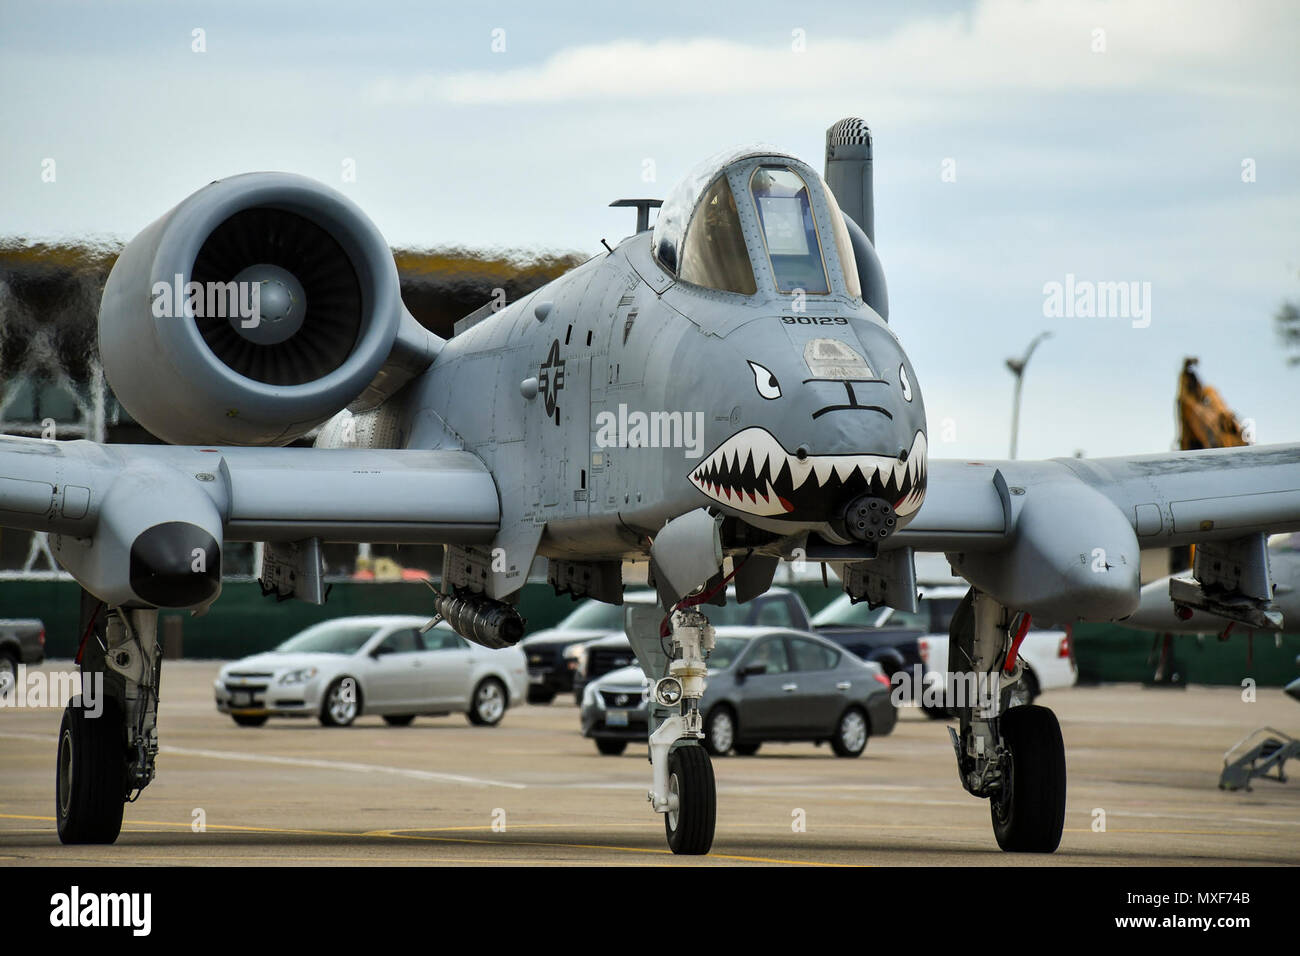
[99,173,436,445]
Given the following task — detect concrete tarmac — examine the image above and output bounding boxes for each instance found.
[1,661,1297,866]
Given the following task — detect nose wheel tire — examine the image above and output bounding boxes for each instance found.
[56,696,127,845]
[990,704,1066,852]
[664,745,716,855]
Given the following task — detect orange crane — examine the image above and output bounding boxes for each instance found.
[1171,357,1249,582]
[1153,359,1252,681]
[1176,357,1249,450]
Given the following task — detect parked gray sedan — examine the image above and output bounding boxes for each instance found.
[579,626,896,757]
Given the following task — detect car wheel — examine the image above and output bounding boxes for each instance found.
[231,713,268,728]
[702,706,735,757]
[664,745,716,855]
[0,651,17,700]
[830,706,869,757]
[732,742,761,756]
[467,677,507,726]
[319,677,361,727]
[56,696,127,845]
[527,687,555,705]
[595,739,627,756]
[383,715,415,727]
[990,705,1066,852]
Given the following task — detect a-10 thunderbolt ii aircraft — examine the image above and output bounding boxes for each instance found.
[2,118,1298,855]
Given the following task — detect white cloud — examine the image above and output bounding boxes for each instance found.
[368,0,1297,107]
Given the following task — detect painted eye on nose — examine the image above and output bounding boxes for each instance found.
[899,364,913,402]
[748,361,781,400]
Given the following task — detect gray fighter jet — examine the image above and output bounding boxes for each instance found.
[3,118,1298,855]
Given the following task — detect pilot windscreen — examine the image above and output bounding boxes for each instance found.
[750,166,830,294]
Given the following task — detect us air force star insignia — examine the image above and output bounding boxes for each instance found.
[539,339,566,422]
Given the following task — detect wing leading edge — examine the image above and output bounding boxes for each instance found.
[892,444,1300,622]
[0,435,499,607]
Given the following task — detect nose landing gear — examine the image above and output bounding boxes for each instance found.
[634,606,718,855]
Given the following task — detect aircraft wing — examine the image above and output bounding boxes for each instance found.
[892,444,1300,622]
[0,435,499,606]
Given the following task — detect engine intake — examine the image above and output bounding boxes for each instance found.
[99,173,428,445]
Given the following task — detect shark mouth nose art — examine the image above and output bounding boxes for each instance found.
[687,428,927,520]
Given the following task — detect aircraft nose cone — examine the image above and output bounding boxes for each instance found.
[686,427,927,524]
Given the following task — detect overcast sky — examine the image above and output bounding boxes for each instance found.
[1,0,1297,461]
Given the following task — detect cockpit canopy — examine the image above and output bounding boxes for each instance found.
[652,146,861,300]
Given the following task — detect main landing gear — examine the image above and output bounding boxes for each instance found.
[641,607,717,855]
[56,602,162,845]
[947,589,1066,852]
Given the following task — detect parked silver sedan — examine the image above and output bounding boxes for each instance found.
[215,615,527,728]
[579,626,896,757]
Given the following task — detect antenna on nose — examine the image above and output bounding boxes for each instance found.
[610,198,663,234]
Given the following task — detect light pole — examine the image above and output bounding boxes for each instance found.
[1006,332,1052,460]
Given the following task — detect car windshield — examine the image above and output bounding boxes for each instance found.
[750,165,829,294]
[707,637,751,670]
[559,601,625,631]
[811,597,889,628]
[275,620,378,654]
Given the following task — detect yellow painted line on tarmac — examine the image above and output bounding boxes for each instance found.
[364,822,658,833]
[1064,827,1278,837]
[57,854,601,865]
[0,813,845,866]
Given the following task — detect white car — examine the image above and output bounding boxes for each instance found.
[912,587,1077,715]
[214,615,527,728]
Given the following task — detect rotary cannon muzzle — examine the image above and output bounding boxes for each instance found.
[840,495,896,542]
[434,592,525,649]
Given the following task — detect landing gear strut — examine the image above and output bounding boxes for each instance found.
[641,607,717,855]
[56,604,162,845]
[947,589,1066,852]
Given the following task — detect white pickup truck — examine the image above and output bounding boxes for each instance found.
[909,586,1078,717]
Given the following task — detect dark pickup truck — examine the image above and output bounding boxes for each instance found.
[0,618,46,693]
[570,587,814,701]
[810,594,929,681]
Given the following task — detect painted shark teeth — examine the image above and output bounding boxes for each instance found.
[687,428,928,521]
